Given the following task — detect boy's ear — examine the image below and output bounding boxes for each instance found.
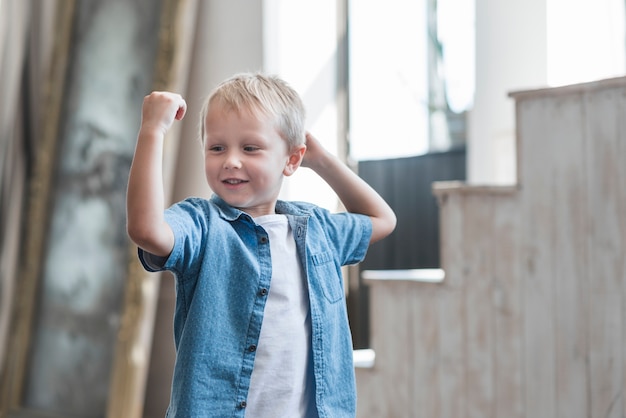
[283,144,306,176]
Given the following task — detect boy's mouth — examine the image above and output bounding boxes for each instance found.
[223,178,248,185]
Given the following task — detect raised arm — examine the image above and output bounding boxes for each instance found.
[126,92,187,256]
[301,133,396,243]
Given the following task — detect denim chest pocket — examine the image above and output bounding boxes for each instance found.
[311,251,343,303]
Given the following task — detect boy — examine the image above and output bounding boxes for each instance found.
[126,73,396,417]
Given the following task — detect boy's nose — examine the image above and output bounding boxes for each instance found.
[223,152,242,169]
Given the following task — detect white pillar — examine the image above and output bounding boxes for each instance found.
[469,0,548,185]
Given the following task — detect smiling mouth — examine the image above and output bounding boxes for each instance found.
[223,179,248,185]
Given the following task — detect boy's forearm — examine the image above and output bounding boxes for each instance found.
[126,129,173,255]
[311,152,396,243]
[126,91,184,256]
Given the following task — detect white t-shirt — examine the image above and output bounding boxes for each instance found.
[246,214,317,417]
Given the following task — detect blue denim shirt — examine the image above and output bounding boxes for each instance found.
[139,195,372,418]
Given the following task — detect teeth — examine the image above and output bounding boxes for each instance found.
[224,179,243,184]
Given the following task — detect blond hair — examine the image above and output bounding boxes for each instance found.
[199,72,306,148]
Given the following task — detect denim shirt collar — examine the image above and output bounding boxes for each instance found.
[210,194,312,221]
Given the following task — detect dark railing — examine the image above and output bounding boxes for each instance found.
[349,147,466,348]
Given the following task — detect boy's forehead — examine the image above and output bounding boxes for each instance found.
[206,99,267,120]
[203,103,284,137]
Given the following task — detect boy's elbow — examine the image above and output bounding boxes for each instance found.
[127,219,173,257]
[127,221,151,248]
[127,219,158,249]
[383,211,397,237]
[370,211,397,244]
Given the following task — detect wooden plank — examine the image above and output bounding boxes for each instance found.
[585,86,624,418]
[355,367,382,418]
[548,92,589,418]
[463,193,495,418]
[517,96,556,417]
[411,283,441,418]
[492,195,524,418]
[366,281,416,417]
[436,191,467,418]
[361,278,444,418]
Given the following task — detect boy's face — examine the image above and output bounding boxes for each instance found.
[203,104,305,217]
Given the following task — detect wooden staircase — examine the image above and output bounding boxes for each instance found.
[355,76,626,418]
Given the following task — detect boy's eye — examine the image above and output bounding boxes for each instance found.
[208,145,224,152]
[244,146,260,152]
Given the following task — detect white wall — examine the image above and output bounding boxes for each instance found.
[547,0,625,87]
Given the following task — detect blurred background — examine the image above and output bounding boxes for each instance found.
[1,0,625,417]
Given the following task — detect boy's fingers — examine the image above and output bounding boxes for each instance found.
[175,100,187,120]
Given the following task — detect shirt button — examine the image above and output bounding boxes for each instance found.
[248,344,257,352]
[259,288,268,296]
[260,236,268,244]
[239,401,247,408]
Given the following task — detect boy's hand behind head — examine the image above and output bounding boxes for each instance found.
[301,132,329,171]
[141,91,187,137]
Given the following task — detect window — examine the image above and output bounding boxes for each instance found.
[348,0,474,161]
